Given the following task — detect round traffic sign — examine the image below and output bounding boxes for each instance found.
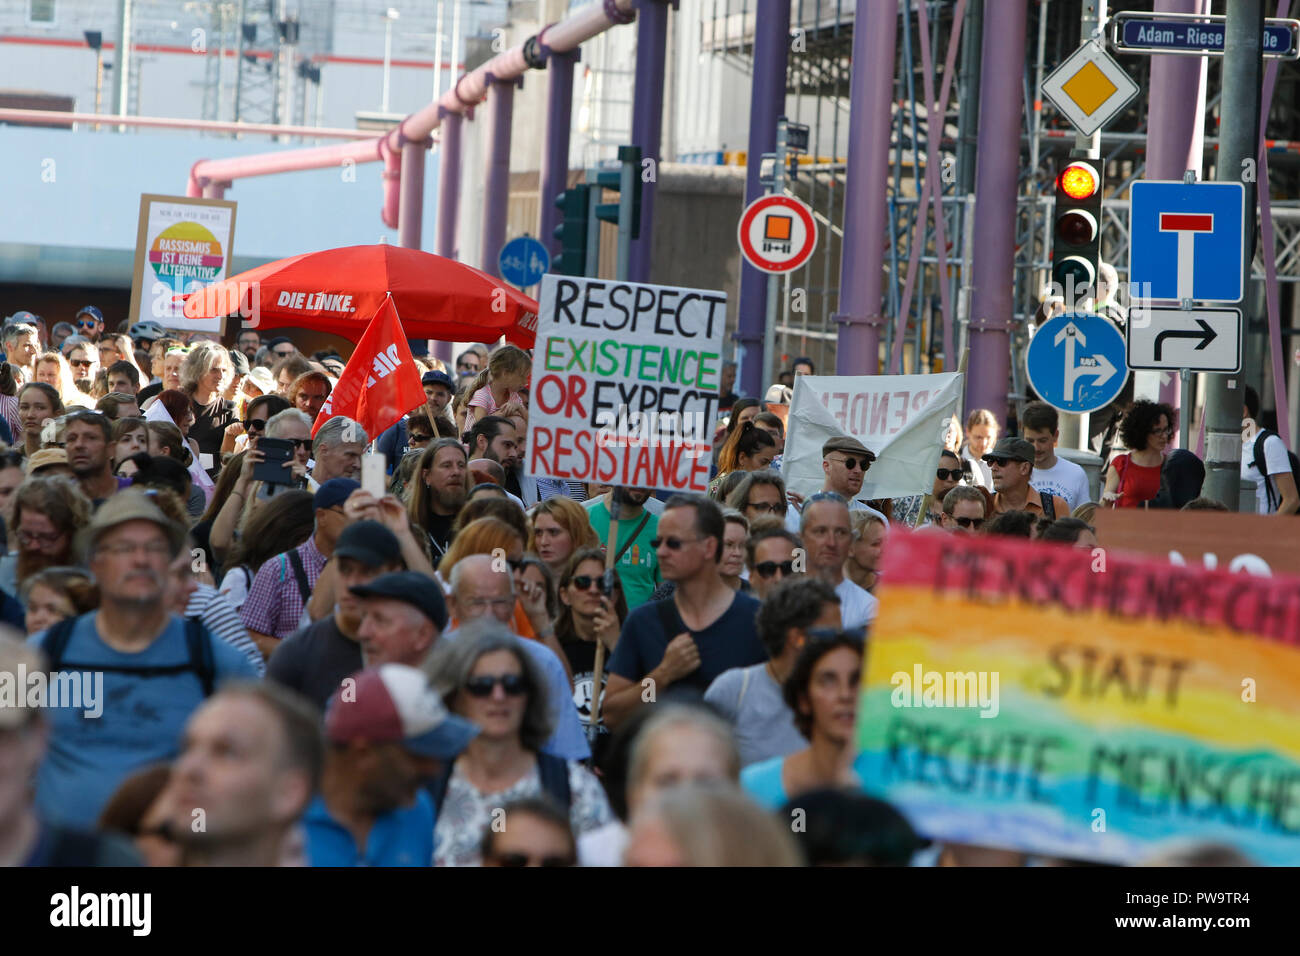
[498,235,550,288]
[1026,311,1130,415]
[737,195,817,274]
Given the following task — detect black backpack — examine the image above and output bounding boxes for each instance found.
[39,615,216,698]
[427,751,572,815]
[1251,430,1300,513]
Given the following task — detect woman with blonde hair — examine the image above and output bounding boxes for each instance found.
[624,783,804,867]
[180,341,235,472]
[35,351,93,408]
[529,496,600,577]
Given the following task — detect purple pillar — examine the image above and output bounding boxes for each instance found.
[398,138,429,250]
[834,0,898,376]
[627,0,669,284]
[538,48,577,259]
[434,109,463,363]
[965,1,1028,420]
[735,0,790,398]
[1144,0,1209,416]
[480,77,515,277]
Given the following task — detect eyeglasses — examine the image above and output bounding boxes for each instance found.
[650,536,700,550]
[1151,425,1174,437]
[464,674,527,697]
[571,575,613,594]
[951,516,983,529]
[18,528,65,547]
[936,468,963,481]
[745,502,784,515]
[829,455,868,471]
[754,560,796,579]
[488,851,574,868]
[462,596,514,614]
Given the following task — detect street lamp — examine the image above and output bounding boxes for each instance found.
[382,7,400,114]
[84,31,104,130]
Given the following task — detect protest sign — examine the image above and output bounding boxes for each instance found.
[782,372,962,500]
[527,274,727,494]
[855,528,1300,865]
[128,194,237,334]
[1093,507,1300,578]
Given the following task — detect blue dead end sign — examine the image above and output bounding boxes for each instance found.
[1129,181,1245,303]
[499,235,551,288]
[1027,312,1129,414]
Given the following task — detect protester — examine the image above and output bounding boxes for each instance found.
[97,764,178,868]
[31,490,259,828]
[464,415,525,505]
[740,632,864,809]
[585,486,660,609]
[962,408,998,491]
[425,623,613,866]
[1242,384,1299,515]
[718,510,751,591]
[554,547,628,747]
[480,797,578,867]
[784,437,884,534]
[307,664,477,866]
[529,496,600,578]
[1102,400,1173,509]
[800,491,878,628]
[351,570,448,668]
[845,511,886,593]
[289,370,332,423]
[236,329,261,361]
[2,322,40,382]
[986,437,1070,518]
[17,382,64,458]
[941,485,989,533]
[1038,516,1098,548]
[311,416,367,486]
[105,360,141,396]
[706,577,840,767]
[603,494,765,729]
[1,476,91,601]
[64,409,128,507]
[21,566,99,636]
[455,344,530,433]
[915,448,965,526]
[1020,402,1091,511]
[781,788,927,866]
[168,682,323,866]
[96,392,140,421]
[711,422,778,494]
[624,783,803,867]
[985,510,1038,537]
[274,354,314,395]
[745,524,803,600]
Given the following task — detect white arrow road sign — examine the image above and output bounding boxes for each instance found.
[1055,320,1120,402]
[1126,306,1242,373]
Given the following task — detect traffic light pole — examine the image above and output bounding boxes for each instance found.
[1204,1,1265,509]
[759,119,791,394]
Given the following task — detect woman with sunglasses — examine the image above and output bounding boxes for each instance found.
[1101,399,1175,508]
[428,626,614,867]
[740,632,864,811]
[554,547,629,750]
[221,393,290,457]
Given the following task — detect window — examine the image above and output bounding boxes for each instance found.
[29,0,55,25]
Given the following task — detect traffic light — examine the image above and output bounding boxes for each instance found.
[552,184,591,276]
[1052,159,1104,310]
[593,145,643,239]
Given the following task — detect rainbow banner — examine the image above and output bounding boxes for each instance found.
[854,529,1300,865]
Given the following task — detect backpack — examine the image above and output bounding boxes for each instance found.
[1038,490,1059,518]
[40,615,216,698]
[1252,430,1300,513]
[427,751,572,815]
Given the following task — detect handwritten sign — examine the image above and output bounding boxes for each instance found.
[855,529,1300,865]
[527,275,727,494]
[782,372,963,500]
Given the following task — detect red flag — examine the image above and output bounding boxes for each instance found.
[312,295,424,439]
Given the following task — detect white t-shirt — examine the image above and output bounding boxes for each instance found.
[836,577,879,629]
[1242,430,1292,514]
[1030,456,1091,512]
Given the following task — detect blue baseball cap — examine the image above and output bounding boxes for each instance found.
[75,305,104,324]
[314,478,360,511]
[422,369,454,390]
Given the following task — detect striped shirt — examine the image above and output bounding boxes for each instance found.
[186,583,264,676]
[239,537,327,640]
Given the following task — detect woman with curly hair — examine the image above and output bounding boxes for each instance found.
[1102,399,1174,508]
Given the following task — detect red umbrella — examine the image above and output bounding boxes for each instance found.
[182,244,538,346]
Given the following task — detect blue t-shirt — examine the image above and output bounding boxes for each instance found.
[740,755,789,810]
[303,791,434,867]
[30,613,258,829]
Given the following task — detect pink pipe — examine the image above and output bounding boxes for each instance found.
[381,139,401,230]
[0,107,372,140]
[188,138,385,196]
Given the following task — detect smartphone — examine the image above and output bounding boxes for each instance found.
[361,452,387,498]
[253,437,295,485]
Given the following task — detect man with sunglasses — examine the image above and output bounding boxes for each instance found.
[784,436,887,534]
[266,337,298,361]
[455,348,482,378]
[74,305,104,342]
[705,577,841,767]
[984,437,1069,519]
[603,494,767,730]
[940,485,989,533]
[745,525,804,601]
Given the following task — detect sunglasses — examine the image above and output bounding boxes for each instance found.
[286,438,311,450]
[952,516,983,529]
[76,320,98,330]
[274,349,294,358]
[650,536,699,550]
[245,418,267,431]
[745,502,784,515]
[571,575,613,594]
[488,851,574,868]
[830,455,868,471]
[755,560,796,579]
[409,432,433,443]
[936,468,963,481]
[986,457,1018,467]
[70,359,93,368]
[464,674,527,697]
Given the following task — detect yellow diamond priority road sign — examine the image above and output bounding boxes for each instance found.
[1042,42,1139,137]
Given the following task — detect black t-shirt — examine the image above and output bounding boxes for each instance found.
[559,630,614,765]
[426,512,455,561]
[138,381,163,404]
[189,396,236,468]
[608,590,766,693]
[266,615,363,710]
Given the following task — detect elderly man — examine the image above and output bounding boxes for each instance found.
[312,415,367,487]
[799,491,878,629]
[30,490,258,829]
[351,570,449,667]
[444,553,590,761]
[168,682,323,866]
[985,436,1069,518]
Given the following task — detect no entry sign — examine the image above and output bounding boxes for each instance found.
[738,194,817,274]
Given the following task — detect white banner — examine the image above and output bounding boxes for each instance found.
[782,372,964,501]
[527,275,727,494]
[128,194,238,334]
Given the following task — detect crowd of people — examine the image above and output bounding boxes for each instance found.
[0,307,1286,868]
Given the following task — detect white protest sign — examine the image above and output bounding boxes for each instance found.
[782,372,963,501]
[127,194,238,334]
[528,275,727,494]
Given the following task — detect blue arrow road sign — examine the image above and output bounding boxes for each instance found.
[499,236,551,288]
[1129,181,1245,303]
[1027,312,1129,415]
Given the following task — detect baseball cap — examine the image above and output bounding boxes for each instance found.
[314,478,360,512]
[228,349,250,376]
[983,437,1036,464]
[324,664,478,760]
[334,520,403,569]
[765,384,793,405]
[75,305,104,325]
[7,310,38,326]
[350,570,449,632]
[0,636,47,730]
[822,436,875,461]
[130,321,167,343]
[77,487,187,560]
[267,336,293,350]
[422,369,454,391]
[245,367,276,395]
[26,448,70,474]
